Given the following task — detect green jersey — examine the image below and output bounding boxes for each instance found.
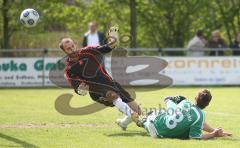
[153,99,205,139]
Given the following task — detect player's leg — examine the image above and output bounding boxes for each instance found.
[89,88,138,117]
[89,92,115,107]
[116,116,131,131]
[88,81,136,117]
[116,101,141,130]
[105,90,137,117]
[127,101,141,115]
[113,82,141,130]
[114,82,141,114]
[89,81,140,126]
[144,120,158,138]
[89,91,138,127]
[140,112,158,138]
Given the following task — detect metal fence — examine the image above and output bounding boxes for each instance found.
[0,48,240,57]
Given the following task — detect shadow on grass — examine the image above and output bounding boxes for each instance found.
[0,133,38,148]
[106,131,149,137]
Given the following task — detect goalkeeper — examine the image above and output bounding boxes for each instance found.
[60,27,141,123]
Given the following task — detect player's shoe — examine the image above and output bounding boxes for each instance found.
[115,119,127,131]
[137,117,147,128]
[131,112,142,127]
[135,111,153,128]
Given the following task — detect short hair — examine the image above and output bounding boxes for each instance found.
[196,30,203,37]
[59,38,72,50]
[89,21,97,26]
[196,89,212,109]
[212,30,221,37]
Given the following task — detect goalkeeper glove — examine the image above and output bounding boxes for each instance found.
[107,26,119,49]
[76,83,89,96]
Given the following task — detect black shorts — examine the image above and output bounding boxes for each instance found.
[89,81,133,107]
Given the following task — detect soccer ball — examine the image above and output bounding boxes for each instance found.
[20,8,39,27]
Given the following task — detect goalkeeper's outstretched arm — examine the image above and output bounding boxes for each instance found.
[95,26,119,53]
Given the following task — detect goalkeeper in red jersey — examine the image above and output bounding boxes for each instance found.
[59,27,141,127]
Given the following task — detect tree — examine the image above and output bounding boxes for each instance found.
[1,0,240,49]
[215,0,240,42]
[2,0,10,48]
[137,0,208,48]
[130,0,137,48]
[1,0,42,49]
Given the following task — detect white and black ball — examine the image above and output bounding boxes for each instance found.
[20,8,39,27]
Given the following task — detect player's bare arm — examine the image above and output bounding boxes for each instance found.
[202,122,232,137]
[201,128,232,140]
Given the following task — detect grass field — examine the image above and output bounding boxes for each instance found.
[0,87,240,148]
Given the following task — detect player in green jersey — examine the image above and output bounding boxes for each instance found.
[137,89,232,140]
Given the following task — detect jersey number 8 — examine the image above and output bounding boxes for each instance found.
[165,110,184,129]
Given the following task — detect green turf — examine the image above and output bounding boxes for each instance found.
[0,87,240,148]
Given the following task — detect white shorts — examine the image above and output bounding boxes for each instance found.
[145,112,159,138]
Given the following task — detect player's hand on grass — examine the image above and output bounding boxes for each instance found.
[76,82,89,96]
[222,131,232,137]
[107,26,119,49]
[213,128,223,137]
[212,128,232,137]
[216,128,232,137]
